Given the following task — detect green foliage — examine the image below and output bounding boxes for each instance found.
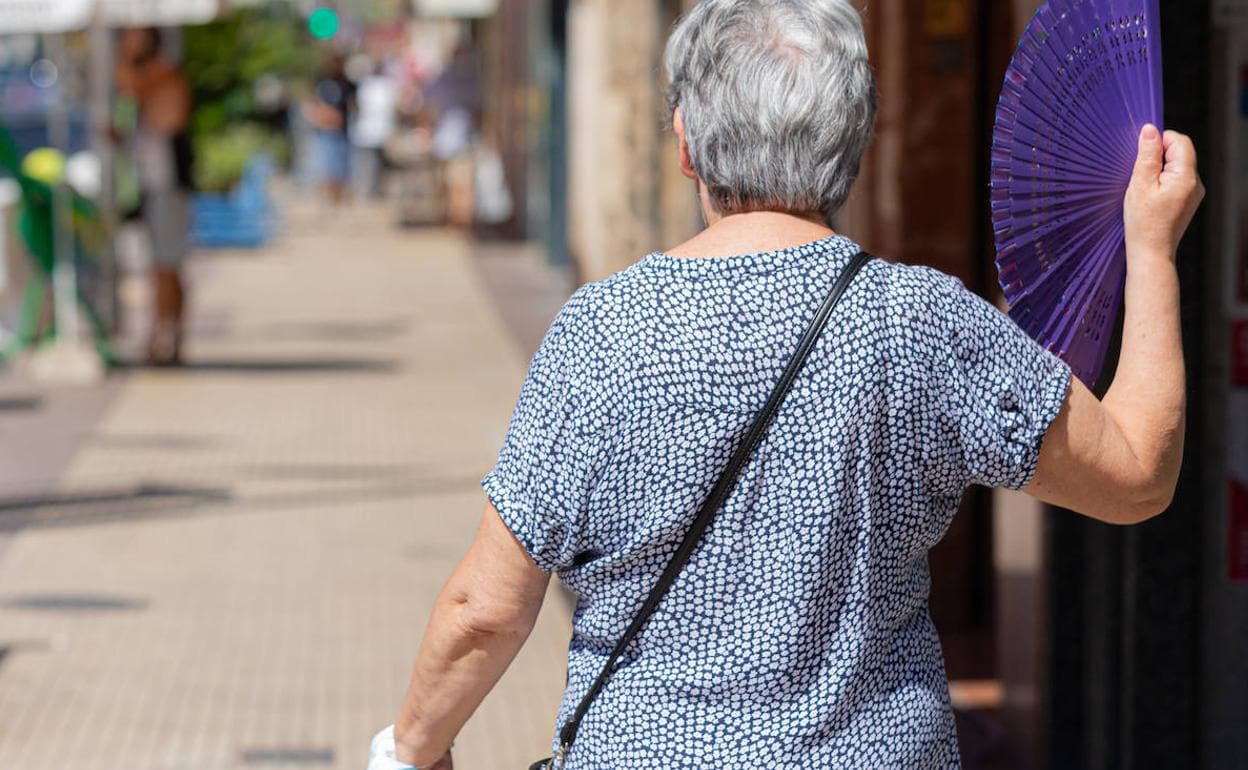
[183,2,316,190]
[194,123,287,194]
[184,2,316,99]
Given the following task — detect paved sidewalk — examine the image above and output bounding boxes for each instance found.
[0,204,573,769]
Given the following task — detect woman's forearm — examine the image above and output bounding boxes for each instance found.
[1095,125,1204,513]
[1023,128,1201,524]
[1101,249,1186,507]
[392,505,552,767]
[393,584,538,766]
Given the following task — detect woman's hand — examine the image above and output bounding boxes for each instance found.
[1123,124,1205,263]
[428,752,453,770]
[394,735,453,769]
[369,725,452,770]
[410,750,452,770]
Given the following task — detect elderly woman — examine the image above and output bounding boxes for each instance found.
[374,1,1204,768]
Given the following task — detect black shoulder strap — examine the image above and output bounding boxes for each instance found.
[555,249,873,758]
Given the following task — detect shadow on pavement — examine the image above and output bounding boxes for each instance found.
[255,318,411,342]
[88,433,227,451]
[0,395,43,412]
[250,462,423,482]
[0,483,232,533]
[239,747,335,766]
[126,357,402,375]
[0,593,148,612]
[0,473,484,534]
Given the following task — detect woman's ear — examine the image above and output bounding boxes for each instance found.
[673,107,697,181]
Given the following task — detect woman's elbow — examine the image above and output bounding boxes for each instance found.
[1132,455,1183,521]
[447,590,541,640]
[1132,481,1177,523]
[1100,478,1176,525]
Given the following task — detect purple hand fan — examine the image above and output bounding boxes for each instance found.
[991,0,1163,387]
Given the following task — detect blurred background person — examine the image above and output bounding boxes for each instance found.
[305,52,355,207]
[351,59,399,201]
[425,41,480,228]
[115,26,194,367]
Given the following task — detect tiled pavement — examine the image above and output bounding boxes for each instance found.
[0,203,574,769]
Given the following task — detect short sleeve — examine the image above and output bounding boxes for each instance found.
[920,271,1072,491]
[481,291,602,573]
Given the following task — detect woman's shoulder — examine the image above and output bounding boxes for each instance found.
[561,251,978,311]
[860,257,1030,377]
[868,258,968,306]
[536,269,639,364]
[866,257,1016,334]
[869,257,1060,381]
[551,262,655,332]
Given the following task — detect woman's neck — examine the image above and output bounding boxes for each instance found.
[663,210,836,260]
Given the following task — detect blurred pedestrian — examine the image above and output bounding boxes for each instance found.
[116,27,193,366]
[350,61,399,200]
[425,43,481,228]
[305,53,355,206]
[371,1,1204,768]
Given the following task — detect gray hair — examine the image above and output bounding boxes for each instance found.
[663,0,878,223]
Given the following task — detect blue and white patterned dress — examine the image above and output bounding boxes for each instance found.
[482,235,1071,769]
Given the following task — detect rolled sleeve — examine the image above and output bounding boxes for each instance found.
[927,271,1072,491]
[481,290,602,574]
[481,467,572,574]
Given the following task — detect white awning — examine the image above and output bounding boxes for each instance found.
[0,0,94,33]
[0,0,221,33]
[414,0,498,18]
[101,0,219,26]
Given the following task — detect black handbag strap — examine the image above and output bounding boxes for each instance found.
[554,249,873,758]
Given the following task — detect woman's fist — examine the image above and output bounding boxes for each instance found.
[1123,124,1205,262]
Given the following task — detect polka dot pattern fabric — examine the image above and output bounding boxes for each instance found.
[482,235,1071,769]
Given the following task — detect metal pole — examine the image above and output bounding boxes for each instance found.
[45,32,81,347]
[88,11,118,332]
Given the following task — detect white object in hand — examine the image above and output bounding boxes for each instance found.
[368,725,415,770]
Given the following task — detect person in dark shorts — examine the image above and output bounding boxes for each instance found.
[306,53,356,206]
[117,26,194,366]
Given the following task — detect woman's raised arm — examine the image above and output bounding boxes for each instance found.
[1025,126,1204,524]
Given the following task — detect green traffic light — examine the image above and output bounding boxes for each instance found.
[308,7,340,40]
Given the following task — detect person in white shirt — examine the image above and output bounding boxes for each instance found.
[351,63,399,200]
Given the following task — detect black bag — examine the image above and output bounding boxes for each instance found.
[528,250,872,770]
